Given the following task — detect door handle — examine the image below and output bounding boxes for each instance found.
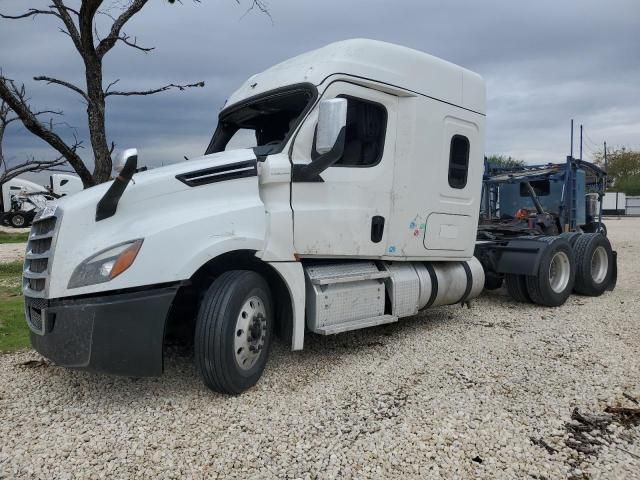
[371,216,385,243]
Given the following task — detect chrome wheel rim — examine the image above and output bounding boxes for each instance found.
[233,296,267,371]
[13,216,25,226]
[549,251,571,294]
[591,246,608,284]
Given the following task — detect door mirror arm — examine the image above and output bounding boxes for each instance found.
[292,127,345,182]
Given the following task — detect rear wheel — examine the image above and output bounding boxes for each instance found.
[573,233,613,296]
[194,270,273,395]
[505,274,531,303]
[484,273,503,291]
[526,238,575,307]
[559,231,581,247]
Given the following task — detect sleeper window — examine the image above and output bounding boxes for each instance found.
[448,135,470,189]
[333,96,387,167]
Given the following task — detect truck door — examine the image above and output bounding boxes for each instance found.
[290,82,397,257]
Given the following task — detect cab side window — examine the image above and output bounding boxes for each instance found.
[448,134,470,189]
[334,96,387,167]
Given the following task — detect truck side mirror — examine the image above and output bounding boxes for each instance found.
[115,148,138,174]
[315,98,347,155]
[292,98,348,182]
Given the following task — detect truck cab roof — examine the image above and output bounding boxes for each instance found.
[225,39,485,115]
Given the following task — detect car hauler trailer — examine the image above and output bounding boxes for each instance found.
[23,40,616,394]
[476,157,616,300]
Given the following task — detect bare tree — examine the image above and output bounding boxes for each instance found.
[0,0,218,187]
[0,97,79,186]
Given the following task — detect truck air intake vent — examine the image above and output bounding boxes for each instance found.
[23,212,60,298]
[175,160,257,187]
[31,217,56,236]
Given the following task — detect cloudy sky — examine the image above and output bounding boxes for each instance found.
[1,0,639,182]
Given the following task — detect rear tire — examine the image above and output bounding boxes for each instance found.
[505,274,531,303]
[194,270,273,395]
[526,238,575,307]
[484,273,503,291]
[573,233,613,296]
[559,231,581,247]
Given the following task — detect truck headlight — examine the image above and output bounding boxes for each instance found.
[68,239,143,288]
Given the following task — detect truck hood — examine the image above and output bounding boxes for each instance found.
[56,148,257,212]
[46,148,267,298]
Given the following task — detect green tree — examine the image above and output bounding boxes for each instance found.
[485,154,525,170]
[594,147,640,195]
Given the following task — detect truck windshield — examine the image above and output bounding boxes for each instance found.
[205,85,316,155]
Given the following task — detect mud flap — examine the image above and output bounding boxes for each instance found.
[606,250,618,291]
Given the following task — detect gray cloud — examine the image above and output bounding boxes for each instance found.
[1,0,639,180]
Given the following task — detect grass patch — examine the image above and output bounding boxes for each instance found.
[0,261,29,352]
[0,231,29,244]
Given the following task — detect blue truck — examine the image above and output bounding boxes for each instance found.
[474,155,616,302]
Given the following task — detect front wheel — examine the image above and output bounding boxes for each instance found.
[9,212,27,228]
[194,270,273,395]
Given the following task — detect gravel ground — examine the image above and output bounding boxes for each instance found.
[0,225,29,263]
[1,218,639,479]
[0,243,26,263]
[0,226,30,234]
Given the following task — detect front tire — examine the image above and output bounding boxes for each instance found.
[194,270,273,395]
[9,212,27,228]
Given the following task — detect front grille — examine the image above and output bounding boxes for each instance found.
[29,258,48,273]
[27,278,46,291]
[25,296,48,334]
[29,238,52,254]
[31,217,56,236]
[23,210,59,297]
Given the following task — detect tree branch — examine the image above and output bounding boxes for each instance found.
[96,0,149,58]
[33,76,88,101]
[50,0,83,53]
[0,155,69,185]
[0,77,94,186]
[105,81,205,97]
[104,79,120,94]
[0,99,74,185]
[237,0,272,22]
[0,9,59,20]
[118,34,154,53]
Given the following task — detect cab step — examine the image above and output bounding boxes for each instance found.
[315,314,398,335]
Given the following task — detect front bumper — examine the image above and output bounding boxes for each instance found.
[26,285,180,377]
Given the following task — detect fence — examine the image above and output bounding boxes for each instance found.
[627,196,640,216]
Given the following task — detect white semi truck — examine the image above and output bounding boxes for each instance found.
[23,40,616,394]
[2,174,82,227]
